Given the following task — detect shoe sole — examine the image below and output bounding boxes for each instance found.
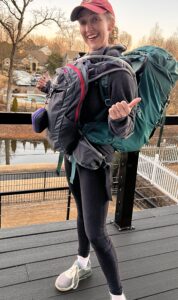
[55,270,92,292]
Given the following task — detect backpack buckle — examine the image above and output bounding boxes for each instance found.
[105,98,112,107]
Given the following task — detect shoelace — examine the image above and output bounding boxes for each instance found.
[65,264,79,277]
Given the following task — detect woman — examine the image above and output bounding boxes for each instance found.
[38,1,140,299]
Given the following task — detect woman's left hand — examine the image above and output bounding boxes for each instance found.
[108,97,141,120]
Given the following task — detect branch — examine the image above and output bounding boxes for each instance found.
[0,18,14,42]
[18,9,65,43]
[11,0,22,14]
[18,18,52,42]
[0,0,21,21]
[53,11,68,31]
[4,0,21,20]
[26,0,34,6]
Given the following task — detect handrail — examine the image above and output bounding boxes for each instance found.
[0,181,70,228]
[0,112,178,125]
[0,112,178,230]
[0,112,32,124]
[165,115,178,125]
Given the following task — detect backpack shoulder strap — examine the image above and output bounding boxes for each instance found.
[98,75,112,107]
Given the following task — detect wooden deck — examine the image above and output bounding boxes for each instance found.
[1,205,178,300]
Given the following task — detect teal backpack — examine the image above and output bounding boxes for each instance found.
[82,45,178,152]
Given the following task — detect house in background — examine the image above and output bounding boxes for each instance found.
[0,41,12,72]
[40,46,52,56]
[21,47,52,73]
[2,58,10,70]
[2,46,52,73]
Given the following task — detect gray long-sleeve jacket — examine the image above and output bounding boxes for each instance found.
[79,47,138,161]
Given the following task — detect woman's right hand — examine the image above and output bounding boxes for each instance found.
[36,72,51,91]
[109,97,141,120]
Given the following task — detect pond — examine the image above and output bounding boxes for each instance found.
[0,139,59,165]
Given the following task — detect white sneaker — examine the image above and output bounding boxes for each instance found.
[55,259,92,292]
[110,292,127,300]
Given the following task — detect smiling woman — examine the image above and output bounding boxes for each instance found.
[52,1,137,300]
[33,0,178,299]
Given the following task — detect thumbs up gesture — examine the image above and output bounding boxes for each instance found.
[109,97,141,120]
[36,72,51,91]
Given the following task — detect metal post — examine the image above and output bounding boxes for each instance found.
[114,151,139,230]
[0,195,1,228]
[66,189,71,220]
[157,124,165,147]
[43,171,46,201]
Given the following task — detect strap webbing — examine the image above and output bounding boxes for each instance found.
[56,152,64,176]
[69,155,77,184]
[56,152,76,184]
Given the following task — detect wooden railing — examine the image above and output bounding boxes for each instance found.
[0,112,178,230]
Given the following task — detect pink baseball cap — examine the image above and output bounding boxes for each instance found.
[70,0,115,21]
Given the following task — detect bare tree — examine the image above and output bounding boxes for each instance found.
[137,23,164,48]
[165,31,178,59]
[148,23,165,47]
[62,24,78,51]
[29,34,50,48]
[0,0,64,111]
[109,26,132,50]
[119,31,132,50]
[56,23,86,52]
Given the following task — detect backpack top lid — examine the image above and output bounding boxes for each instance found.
[121,45,178,119]
[124,45,178,86]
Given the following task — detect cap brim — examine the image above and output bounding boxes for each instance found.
[70,4,106,21]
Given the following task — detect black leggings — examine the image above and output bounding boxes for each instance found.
[65,157,123,295]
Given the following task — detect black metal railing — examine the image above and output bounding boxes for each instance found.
[0,112,178,230]
[115,116,178,230]
[0,170,71,227]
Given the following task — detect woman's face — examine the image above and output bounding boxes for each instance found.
[78,10,114,52]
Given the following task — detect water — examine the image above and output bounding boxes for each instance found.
[0,139,59,165]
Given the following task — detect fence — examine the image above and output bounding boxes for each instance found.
[1,112,178,230]
[0,166,120,228]
[138,153,178,202]
[0,170,71,228]
[141,144,178,163]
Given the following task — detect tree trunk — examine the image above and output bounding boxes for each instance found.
[1,59,3,74]
[6,44,16,112]
[5,139,10,165]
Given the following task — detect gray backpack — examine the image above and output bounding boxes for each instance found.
[46,55,133,154]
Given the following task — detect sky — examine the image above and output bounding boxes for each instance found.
[31,0,178,45]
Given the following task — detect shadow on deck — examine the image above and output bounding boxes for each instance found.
[1,205,178,300]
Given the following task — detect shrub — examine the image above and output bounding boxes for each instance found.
[11,96,18,112]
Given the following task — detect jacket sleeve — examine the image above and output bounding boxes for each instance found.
[41,80,51,94]
[108,70,138,138]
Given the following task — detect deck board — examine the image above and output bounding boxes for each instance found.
[2,229,178,270]
[0,205,178,300]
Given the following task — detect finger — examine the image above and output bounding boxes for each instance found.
[45,71,50,79]
[109,107,121,120]
[115,104,128,117]
[110,103,127,119]
[116,101,130,115]
[43,71,51,81]
[38,78,46,85]
[110,105,125,119]
[36,79,45,89]
[128,97,141,109]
